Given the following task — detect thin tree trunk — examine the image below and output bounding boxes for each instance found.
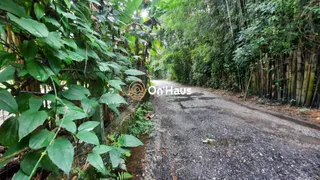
[296,47,303,105]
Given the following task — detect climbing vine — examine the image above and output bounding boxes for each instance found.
[0,0,159,179]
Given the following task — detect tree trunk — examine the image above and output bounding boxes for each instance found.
[296,47,303,105]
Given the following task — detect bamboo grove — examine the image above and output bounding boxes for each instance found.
[151,0,320,108]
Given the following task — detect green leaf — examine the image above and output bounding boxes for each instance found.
[56,118,77,134]
[29,96,43,110]
[64,0,71,9]
[66,50,85,62]
[78,121,100,132]
[108,80,126,92]
[99,93,127,105]
[125,76,142,82]
[34,3,45,20]
[118,135,143,147]
[16,93,32,112]
[20,152,41,175]
[0,0,27,18]
[81,98,99,115]
[109,150,122,168]
[26,61,49,82]
[0,117,19,146]
[62,85,90,100]
[12,170,29,180]
[76,131,100,145]
[8,13,49,37]
[62,39,77,50]
[93,145,113,154]
[40,155,60,174]
[108,104,121,116]
[39,32,63,49]
[43,16,61,27]
[29,129,55,149]
[0,90,18,114]
[47,137,74,175]
[56,101,87,120]
[0,65,15,82]
[18,109,48,140]
[124,69,146,76]
[87,152,108,175]
[0,51,16,66]
[20,40,37,61]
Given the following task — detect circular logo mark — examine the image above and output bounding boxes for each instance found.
[128,81,146,101]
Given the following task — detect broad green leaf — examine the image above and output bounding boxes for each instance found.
[40,155,60,174]
[62,39,77,50]
[26,61,49,82]
[47,137,74,175]
[8,13,49,37]
[43,16,60,27]
[81,97,99,115]
[98,62,111,72]
[18,109,48,140]
[118,135,143,147]
[0,65,15,82]
[62,85,90,100]
[12,170,29,180]
[99,93,127,105]
[29,96,43,110]
[56,101,87,121]
[0,117,19,146]
[20,40,37,61]
[39,32,63,50]
[34,3,45,20]
[78,121,100,132]
[16,93,32,112]
[93,145,113,154]
[56,118,77,134]
[0,51,16,66]
[76,131,100,145]
[108,80,126,92]
[62,12,77,20]
[124,69,146,76]
[125,76,142,82]
[64,0,71,9]
[66,50,85,62]
[109,104,121,116]
[42,94,56,102]
[0,0,27,18]
[87,152,108,175]
[109,150,122,168]
[0,90,18,114]
[29,129,55,149]
[20,152,41,175]
[103,50,116,58]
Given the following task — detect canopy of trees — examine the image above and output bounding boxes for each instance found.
[152,0,320,108]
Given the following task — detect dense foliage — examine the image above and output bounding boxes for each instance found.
[0,0,159,179]
[152,0,320,107]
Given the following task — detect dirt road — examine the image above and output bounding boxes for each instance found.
[145,80,320,179]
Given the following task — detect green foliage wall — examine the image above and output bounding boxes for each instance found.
[0,0,158,179]
[152,0,320,107]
